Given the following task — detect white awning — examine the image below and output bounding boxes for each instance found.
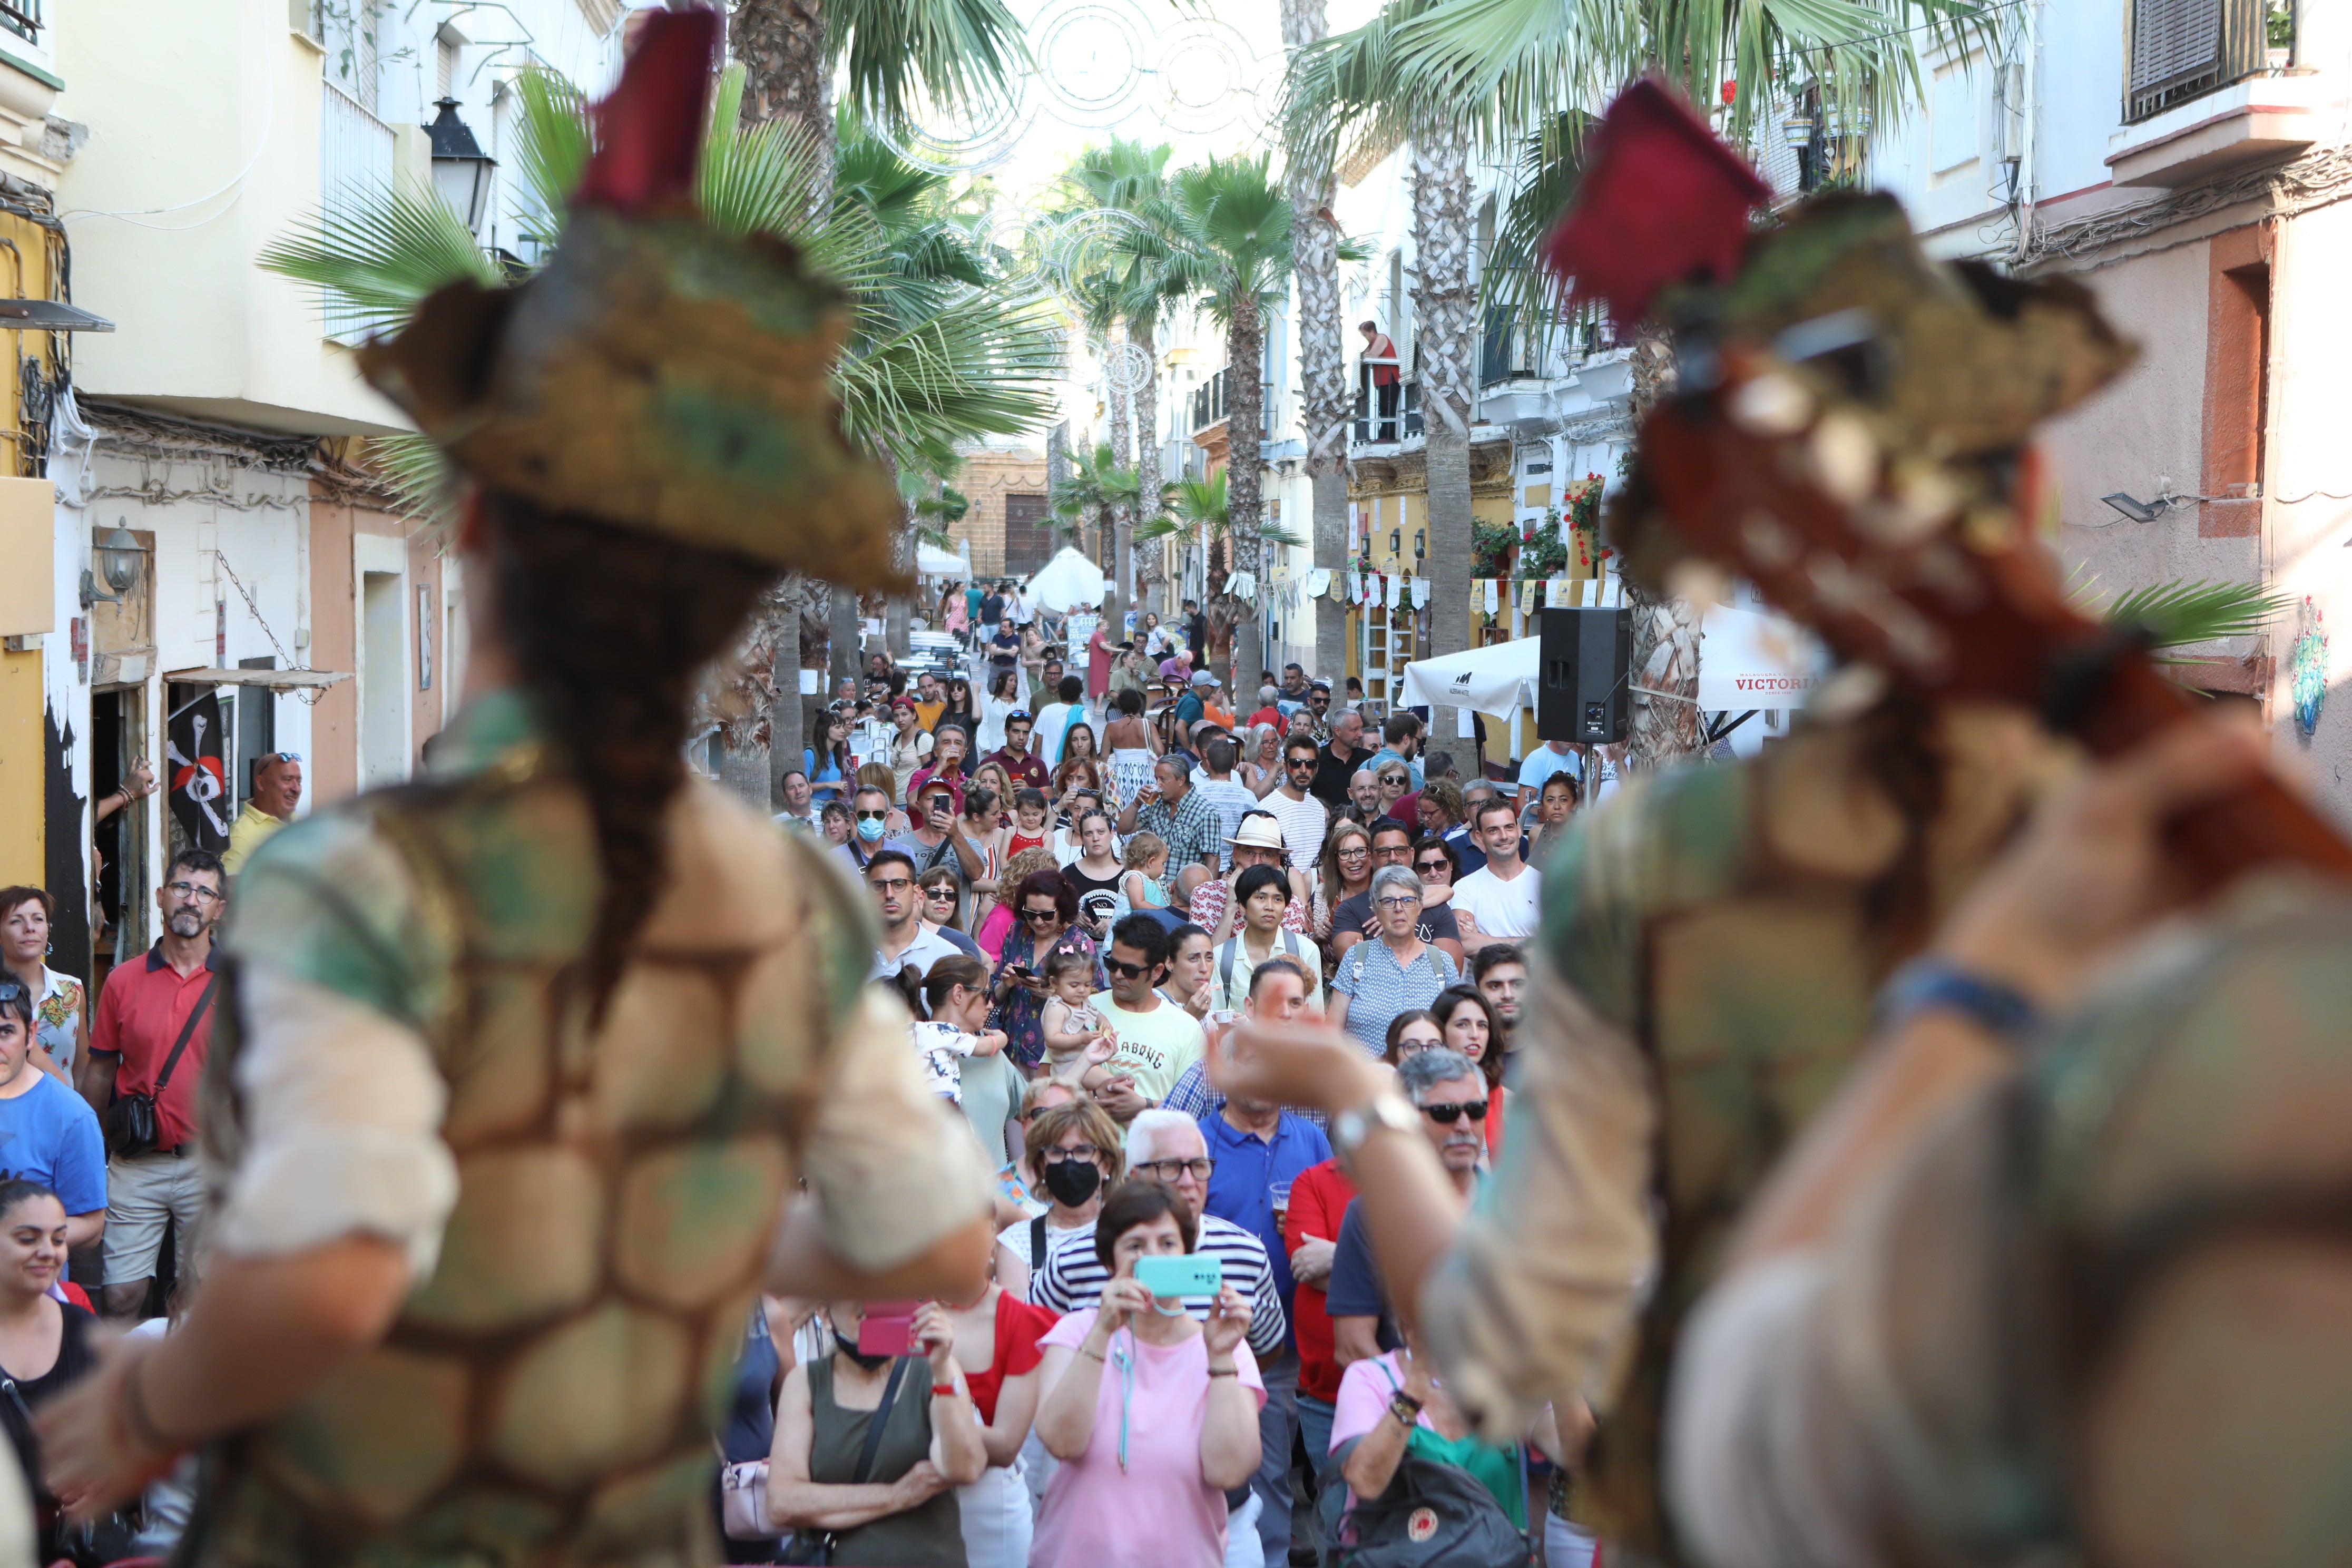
[917,543,967,577]
[165,667,352,691]
[1396,637,1538,723]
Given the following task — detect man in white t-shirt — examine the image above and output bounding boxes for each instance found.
[1191,736,1260,870]
[1087,914,1207,1121]
[1451,796,1543,949]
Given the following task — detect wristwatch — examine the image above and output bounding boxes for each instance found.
[1331,1087,1419,1162]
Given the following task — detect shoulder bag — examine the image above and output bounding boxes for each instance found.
[104,974,217,1159]
[1317,1432,1532,1568]
[777,1356,912,1565]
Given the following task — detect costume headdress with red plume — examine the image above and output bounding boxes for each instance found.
[358,6,903,586]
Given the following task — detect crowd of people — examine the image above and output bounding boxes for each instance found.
[733,592,1613,1566]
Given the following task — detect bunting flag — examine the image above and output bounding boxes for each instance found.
[1483,580,1501,615]
[1411,577,1432,610]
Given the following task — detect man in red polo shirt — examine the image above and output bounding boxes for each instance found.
[83,848,224,1319]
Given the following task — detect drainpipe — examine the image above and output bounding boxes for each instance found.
[2012,0,2042,264]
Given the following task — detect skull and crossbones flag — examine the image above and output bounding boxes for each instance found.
[167,693,231,854]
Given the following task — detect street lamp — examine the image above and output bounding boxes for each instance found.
[428,97,496,238]
[81,524,144,609]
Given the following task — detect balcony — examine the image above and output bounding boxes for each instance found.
[2125,0,2271,124]
[1190,366,1229,434]
[319,83,395,344]
[1353,361,1419,447]
[2108,70,2320,187]
[0,0,37,46]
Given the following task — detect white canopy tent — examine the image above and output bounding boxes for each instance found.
[1023,547,1106,612]
[1397,637,1540,723]
[916,542,968,578]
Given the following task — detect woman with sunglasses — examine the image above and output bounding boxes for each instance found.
[1312,821,1376,946]
[1372,762,1413,822]
[987,868,1101,1071]
[1031,1181,1262,1568]
[1328,867,1461,1057]
[975,848,1055,964]
[1429,985,1512,1158]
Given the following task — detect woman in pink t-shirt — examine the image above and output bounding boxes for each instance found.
[1031,1182,1265,1568]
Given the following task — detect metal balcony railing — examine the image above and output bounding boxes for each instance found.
[1353,360,1420,446]
[0,0,36,44]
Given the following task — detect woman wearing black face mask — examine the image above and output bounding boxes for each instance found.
[994,1097,1126,1306]
[768,1299,988,1566]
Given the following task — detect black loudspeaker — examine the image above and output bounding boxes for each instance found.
[1536,606,1632,744]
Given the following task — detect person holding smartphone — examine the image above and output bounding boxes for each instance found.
[1032,1181,1264,1568]
[768,1300,988,1566]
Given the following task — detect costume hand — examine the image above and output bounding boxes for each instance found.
[912,1302,957,1377]
[1203,1285,1249,1359]
[1930,714,2268,1010]
[40,1340,180,1523]
[1215,1016,1384,1116]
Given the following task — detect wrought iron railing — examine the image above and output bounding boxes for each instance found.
[0,0,39,45]
[1352,362,1420,446]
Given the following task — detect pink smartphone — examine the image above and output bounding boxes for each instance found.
[857,1303,918,1358]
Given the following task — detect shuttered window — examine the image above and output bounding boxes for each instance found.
[1003,493,1053,576]
[2127,0,2264,122]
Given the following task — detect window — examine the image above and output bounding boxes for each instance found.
[2127,0,2266,123]
[0,0,38,45]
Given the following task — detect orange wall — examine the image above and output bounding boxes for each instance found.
[307,485,450,809]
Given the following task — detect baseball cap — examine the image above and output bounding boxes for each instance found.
[1191,670,1220,688]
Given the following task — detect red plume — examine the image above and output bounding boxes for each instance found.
[573,5,720,212]
[1541,80,1769,327]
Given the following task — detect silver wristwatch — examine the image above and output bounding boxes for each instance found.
[1331,1089,1420,1161]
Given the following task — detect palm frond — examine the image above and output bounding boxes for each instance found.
[831,0,1033,130]
[505,68,591,252]
[256,178,502,337]
[2101,578,2289,654]
[365,430,462,538]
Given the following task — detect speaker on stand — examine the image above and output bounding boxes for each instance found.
[1536,607,1633,744]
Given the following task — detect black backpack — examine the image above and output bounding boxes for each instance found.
[1317,1435,1533,1567]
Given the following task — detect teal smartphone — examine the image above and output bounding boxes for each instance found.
[1134,1254,1223,1299]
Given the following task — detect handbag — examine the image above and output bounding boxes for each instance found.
[104,974,217,1159]
[778,1356,912,1566]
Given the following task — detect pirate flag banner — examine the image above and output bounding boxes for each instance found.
[168,690,231,855]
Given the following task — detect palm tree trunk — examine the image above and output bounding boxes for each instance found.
[734,0,833,807]
[1413,117,1477,742]
[1226,295,1268,702]
[1106,322,1133,631]
[1133,314,1161,620]
[1621,323,1703,769]
[1283,0,1350,690]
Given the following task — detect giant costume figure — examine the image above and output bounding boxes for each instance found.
[37,13,996,1565]
[1213,81,2135,1566]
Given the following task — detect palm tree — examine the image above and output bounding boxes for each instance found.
[1050,443,1142,558]
[1138,471,1309,583]
[731,0,1031,781]
[261,65,1058,798]
[1280,0,1353,696]
[1287,0,1986,765]
[1168,153,1292,702]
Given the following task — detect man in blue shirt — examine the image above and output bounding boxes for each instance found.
[1365,710,1427,790]
[0,974,107,1250]
[1517,736,1583,803]
[1197,957,1330,1563]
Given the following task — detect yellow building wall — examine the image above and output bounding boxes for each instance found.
[0,207,61,890]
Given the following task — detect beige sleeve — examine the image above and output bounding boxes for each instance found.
[798,987,996,1273]
[1418,964,1660,1442]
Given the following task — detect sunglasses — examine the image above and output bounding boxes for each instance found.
[1419,1099,1489,1125]
[1415,858,1451,874]
[1102,956,1153,979]
[855,809,890,822]
[1286,758,1317,770]
[1022,907,1062,923]
[922,886,957,900]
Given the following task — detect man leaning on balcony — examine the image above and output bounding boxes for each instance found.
[1359,320,1399,440]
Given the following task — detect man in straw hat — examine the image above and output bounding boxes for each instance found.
[38,12,995,1564]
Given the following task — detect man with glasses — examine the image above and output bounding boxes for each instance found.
[888,777,988,906]
[1118,755,1224,884]
[84,849,227,1319]
[1197,957,1332,1564]
[1331,821,1464,968]
[866,850,963,984]
[1326,1048,1486,1370]
[1086,914,1207,1121]
[1258,737,1329,872]
[221,752,302,877]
